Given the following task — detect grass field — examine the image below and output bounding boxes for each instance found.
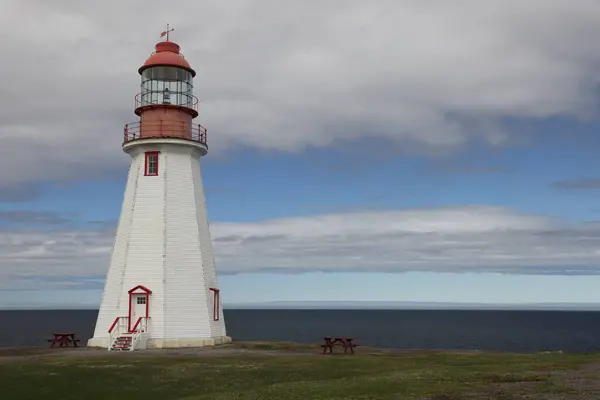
[1,342,599,399]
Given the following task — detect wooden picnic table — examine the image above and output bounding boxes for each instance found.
[48,332,80,348]
[321,337,357,354]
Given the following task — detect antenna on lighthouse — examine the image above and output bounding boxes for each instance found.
[160,23,174,41]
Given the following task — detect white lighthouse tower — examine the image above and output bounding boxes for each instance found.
[88,29,231,350]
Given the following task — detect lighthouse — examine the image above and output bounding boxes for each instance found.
[88,29,231,350]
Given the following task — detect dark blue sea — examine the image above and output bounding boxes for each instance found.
[1,309,599,353]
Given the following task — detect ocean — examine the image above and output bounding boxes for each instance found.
[1,309,599,353]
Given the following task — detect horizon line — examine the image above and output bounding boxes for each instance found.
[3,300,600,311]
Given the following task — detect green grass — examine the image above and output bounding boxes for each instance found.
[0,342,598,400]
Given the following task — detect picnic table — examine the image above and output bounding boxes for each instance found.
[321,337,357,354]
[47,332,80,348]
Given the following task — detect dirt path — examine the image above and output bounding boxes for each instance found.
[457,361,600,400]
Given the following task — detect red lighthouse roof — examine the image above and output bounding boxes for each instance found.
[138,40,196,77]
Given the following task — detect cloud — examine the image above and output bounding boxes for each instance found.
[423,161,509,175]
[0,184,42,203]
[2,0,600,189]
[553,178,600,190]
[0,226,114,290]
[0,210,73,226]
[212,206,600,275]
[2,205,600,290]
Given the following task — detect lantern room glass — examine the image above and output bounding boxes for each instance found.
[140,66,194,108]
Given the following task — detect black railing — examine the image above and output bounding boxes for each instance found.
[134,92,199,115]
[123,121,207,145]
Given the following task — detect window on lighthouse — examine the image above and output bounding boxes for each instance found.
[144,152,159,176]
[210,288,220,321]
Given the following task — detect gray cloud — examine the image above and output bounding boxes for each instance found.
[2,0,600,189]
[432,164,508,175]
[3,2,600,289]
[87,220,118,228]
[553,178,600,190]
[0,210,73,226]
[2,205,600,290]
[0,183,41,203]
[210,206,600,275]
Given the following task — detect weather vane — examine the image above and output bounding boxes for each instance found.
[160,23,174,41]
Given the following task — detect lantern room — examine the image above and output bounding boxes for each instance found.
[135,40,199,118]
[139,66,194,109]
[123,35,207,148]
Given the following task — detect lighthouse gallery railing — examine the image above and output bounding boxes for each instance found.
[123,121,207,145]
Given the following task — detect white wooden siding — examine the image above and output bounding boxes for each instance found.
[92,153,141,339]
[191,153,227,337]
[91,141,227,342]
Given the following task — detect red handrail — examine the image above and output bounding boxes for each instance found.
[108,316,127,333]
[131,317,143,333]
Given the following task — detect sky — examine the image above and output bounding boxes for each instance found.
[3,0,600,308]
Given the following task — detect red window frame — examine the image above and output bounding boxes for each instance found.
[144,151,160,176]
[210,288,220,321]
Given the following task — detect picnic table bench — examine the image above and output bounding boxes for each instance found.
[47,332,80,348]
[321,337,357,354]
